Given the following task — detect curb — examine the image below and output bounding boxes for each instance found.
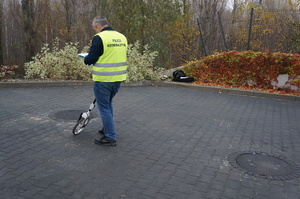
[0,81,94,89]
[1,80,299,101]
[152,81,300,102]
[0,80,153,89]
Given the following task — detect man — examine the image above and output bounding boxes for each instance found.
[84,16,128,146]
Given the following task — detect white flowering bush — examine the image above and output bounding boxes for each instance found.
[126,41,163,82]
[24,39,91,80]
[24,39,162,82]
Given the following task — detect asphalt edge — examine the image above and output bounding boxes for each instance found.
[152,81,300,102]
[0,80,152,89]
[0,81,94,89]
[0,80,299,101]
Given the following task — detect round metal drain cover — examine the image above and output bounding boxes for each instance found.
[49,110,95,122]
[228,152,300,180]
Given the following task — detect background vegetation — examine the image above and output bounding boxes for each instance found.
[0,0,299,81]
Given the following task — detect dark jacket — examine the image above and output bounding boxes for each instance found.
[84,27,114,65]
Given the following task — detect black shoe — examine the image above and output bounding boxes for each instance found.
[94,136,116,146]
[99,128,104,136]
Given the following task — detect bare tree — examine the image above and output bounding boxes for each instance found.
[2,0,25,66]
[231,0,246,23]
[22,0,36,62]
[63,0,78,42]
[0,0,3,65]
[190,0,227,54]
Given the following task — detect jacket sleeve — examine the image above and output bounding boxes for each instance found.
[84,35,103,65]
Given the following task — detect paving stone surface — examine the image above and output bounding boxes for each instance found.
[0,85,300,199]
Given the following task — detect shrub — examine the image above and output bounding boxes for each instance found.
[0,65,18,80]
[24,39,162,82]
[24,39,91,80]
[184,50,300,90]
[127,41,163,82]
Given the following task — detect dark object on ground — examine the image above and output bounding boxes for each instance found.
[172,70,194,82]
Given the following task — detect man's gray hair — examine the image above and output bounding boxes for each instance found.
[92,16,109,26]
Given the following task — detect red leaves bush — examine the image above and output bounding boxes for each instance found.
[184,50,300,92]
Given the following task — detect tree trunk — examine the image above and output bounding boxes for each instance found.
[63,0,77,43]
[0,0,3,65]
[64,0,71,42]
[232,0,238,24]
[22,0,36,62]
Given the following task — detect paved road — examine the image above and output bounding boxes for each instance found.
[0,85,300,199]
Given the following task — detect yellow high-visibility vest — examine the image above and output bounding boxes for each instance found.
[92,30,128,82]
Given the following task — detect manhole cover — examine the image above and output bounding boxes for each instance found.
[228,152,300,180]
[49,110,96,122]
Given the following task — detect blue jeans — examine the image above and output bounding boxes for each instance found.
[94,81,121,141]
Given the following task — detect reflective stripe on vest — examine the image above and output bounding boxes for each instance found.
[92,70,127,76]
[94,62,126,68]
